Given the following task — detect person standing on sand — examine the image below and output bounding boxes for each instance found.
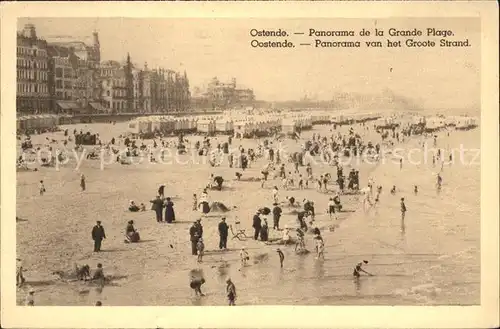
[226,278,237,306]
[400,198,407,220]
[158,184,165,198]
[272,186,279,203]
[80,174,86,191]
[164,197,176,223]
[272,203,282,230]
[218,217,229,250]
[150,195,164,222]
[195,219,204,239]
[196,238,205,263]
[327,198,336,219]
[189,221,200,256]
[252,211,262,240]
[192,194,198,211]
[91,221,106,252]
[260,218,269,242]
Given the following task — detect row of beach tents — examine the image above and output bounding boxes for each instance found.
[374,114,479,132]
[16,114,60,130]
[126,111,383,136]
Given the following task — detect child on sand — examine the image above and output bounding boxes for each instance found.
[400,198,407,220]
[192,194,198,211]
[315,235,325,260]
[327,198,337,219]
[196,238,205,263]
[276,248,285,268]
[240,247,249,267]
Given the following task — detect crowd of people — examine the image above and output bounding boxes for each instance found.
[17,114,458,306]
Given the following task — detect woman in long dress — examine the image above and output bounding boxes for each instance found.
[164,197,176,223]
[199,190,210,217]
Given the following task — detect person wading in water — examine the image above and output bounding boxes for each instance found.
[276,248,285,268]
[226,278,237,306]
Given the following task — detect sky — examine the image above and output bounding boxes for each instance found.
[18,17,480,109]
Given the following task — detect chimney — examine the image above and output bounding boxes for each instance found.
[144,62,148,71]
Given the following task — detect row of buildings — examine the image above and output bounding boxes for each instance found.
[16,24,191,115]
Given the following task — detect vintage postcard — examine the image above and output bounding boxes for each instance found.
[1,1,498,328]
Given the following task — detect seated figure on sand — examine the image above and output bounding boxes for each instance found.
[125,220,140,243]
[265,226,294,245]
[74,264,91,281]
[128,201,140,212]
[91,263,105,285]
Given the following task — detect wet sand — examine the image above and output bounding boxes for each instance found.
[16,122,479,305]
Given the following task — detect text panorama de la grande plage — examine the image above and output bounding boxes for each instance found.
[249,28,471,48]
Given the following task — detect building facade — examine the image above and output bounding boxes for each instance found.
[17,24,191,115]
[99,60,128,113]
[16,24,50,114]
[204,77,255,108]
[45,30,102,114]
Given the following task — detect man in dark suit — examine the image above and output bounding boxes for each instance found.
[91,221,106,252]
[189,220,202,255]
[252,212,261,240]
[218,217,229,249]
[272,203,282,230]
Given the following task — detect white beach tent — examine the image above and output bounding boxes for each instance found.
[281,119,297,134]
[215,118,234,133]
[425,117,446,131]
[196,118,216,134]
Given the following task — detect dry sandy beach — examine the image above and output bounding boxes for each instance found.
[16,121,480,306]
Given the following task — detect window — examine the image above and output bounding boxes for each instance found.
[56,80,63,89]
[56,68,63,78]
[107,90,110,97]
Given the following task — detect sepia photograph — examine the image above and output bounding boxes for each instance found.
[1,2,498,328]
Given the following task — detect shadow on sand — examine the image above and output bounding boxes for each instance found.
[100,248,127,253]
[134,239,155,243]
[171,220,193,224]
[21,279,58,287]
